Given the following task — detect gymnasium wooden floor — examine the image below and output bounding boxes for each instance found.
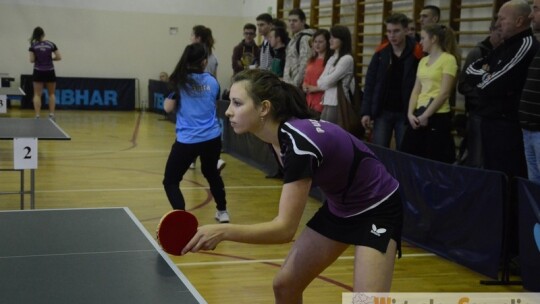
[0,109,524,303]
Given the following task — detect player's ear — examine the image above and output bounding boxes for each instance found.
[260,99,272,117]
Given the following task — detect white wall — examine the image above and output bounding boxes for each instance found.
[0,0,275,108]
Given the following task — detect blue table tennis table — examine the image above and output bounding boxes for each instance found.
[0,207,206,304]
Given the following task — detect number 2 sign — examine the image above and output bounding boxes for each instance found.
[14,138,38,169]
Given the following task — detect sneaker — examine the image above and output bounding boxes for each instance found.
[189,162,196,169]
[215,210,230,223]
[48,114,55,122]
[217,159,226,172]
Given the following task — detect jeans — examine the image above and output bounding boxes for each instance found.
[523,129,540,183]
[372,111,407,150]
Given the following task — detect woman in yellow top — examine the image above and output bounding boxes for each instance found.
[401,24,460,163]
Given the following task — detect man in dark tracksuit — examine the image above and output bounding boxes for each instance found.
[464,1,538,179]
[464,0,539,263]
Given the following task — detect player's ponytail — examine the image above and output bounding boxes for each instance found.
[169,43,208,93]
[30,27,44,45]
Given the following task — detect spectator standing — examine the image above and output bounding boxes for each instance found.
[159,71,169,82]
[256,13,273,70]
[191,25,218,76]
[302,29,332,116]
[464,0,539,179]
[317,26,355,124]
[268,27,289,78]
[190,25,225,171]
[519,0,540,183]
[407,17,421,42]
[361,13,423,150]
[457,22,502,167]
[418,5,440,28]
[232,23,260,75]
[401,24,460,163]
[283,8,315,87]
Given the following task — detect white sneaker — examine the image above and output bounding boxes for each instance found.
[217,159,226,172]
[189,162,196,169]
[215,210,230,223]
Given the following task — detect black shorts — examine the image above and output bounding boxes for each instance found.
[33,69,56,83]
[306,190,403,257]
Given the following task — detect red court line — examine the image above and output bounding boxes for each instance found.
[125,111,143,150]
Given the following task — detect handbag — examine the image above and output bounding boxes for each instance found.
[413,97,434,117]
[336,79,364,139]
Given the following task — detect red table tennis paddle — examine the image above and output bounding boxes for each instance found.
[157,210,198,255]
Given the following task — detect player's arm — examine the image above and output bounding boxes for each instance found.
[164,92,177,113]
[53,50,62,61]
[182,178,312,254]
[29,52,35,63]
[407,77,422,128]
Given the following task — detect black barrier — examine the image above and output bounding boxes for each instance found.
[20,75,135,110]
[517,178,540,291]
[148,79,168,114]
[367,143,505,279]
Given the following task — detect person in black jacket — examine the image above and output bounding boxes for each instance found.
[519,0,540,183]
[457,22,502,167]
[464,0,539,179]
[361,13,423,150]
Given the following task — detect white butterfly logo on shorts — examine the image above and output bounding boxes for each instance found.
[370,224,387,237]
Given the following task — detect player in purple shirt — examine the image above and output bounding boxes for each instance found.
[183,69,402,301]
[28,26,61,119]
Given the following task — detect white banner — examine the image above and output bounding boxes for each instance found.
[343,293,540,304]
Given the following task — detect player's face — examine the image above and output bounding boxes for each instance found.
[531,0,540,32]
[312,34,327,55]
[496,4,520,40]
[243,29,256,44]
[386,23,407,47]
[257,21,272,36]
[226,81,263,134]
[288,15,304,34]
[268,30,278,48]
[329,35,342,51]
[420,30,433,53]
[419,9,437,27]
[190,32,200,44]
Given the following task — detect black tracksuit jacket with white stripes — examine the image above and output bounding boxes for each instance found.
[465,28,539,122]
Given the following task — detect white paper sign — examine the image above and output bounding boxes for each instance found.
[0,95,6,113]
[13,138,38,169]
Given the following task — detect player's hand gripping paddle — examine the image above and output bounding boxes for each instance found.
[157,210,198,255]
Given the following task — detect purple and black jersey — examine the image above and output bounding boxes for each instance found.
[277,118,399,217]
[29,40,58,71]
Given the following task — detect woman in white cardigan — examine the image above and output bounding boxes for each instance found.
[317,25,355,123]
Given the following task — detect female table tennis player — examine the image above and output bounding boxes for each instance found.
[162,43,230,223]
[182,69,403,302]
